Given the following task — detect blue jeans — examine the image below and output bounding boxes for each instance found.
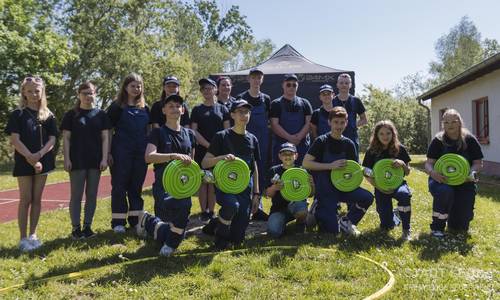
[267,200,308,238]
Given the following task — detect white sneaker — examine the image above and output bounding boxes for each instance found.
[159,244,175,257]
[136,211,149,238]
[113,225,126,233]
[28,234,42,250]
[19,238,34,252]
[339,217,361,236]
[431,230,445,238]
[401,229,412,241]
[393,209,401,226]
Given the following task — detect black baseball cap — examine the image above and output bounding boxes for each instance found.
[319,84,334,93]
[283,74,298,81]
[249,67,264,75]
[163,76,180,85]
[230,99,253,112]
[279,142,297,153]
[198,78,217,87]
[163,94,184,105]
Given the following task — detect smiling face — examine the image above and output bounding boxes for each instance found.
[319,91,334,105]
[163,82,179,97]
[78,87,96,108]
[329,116,348,136]
[442,113,462,138]
[278,151,297,166]
[126,80,142,98]
[22,82,43,106]
[200,84,216,101]
[336,75,352,94]
[218,78,232,97]
[376,126,393,148]
[162,100,184,120]
[282,80,298,98]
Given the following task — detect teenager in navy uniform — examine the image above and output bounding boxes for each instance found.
[138,94,196,256]
[237,67,271,221]
[310,84,335,140]
[150,76,190,128]
[61,81,111,239]
[217,76,236,110]
[362,120,412,240]
[332,73,367,160]
[202,100,261,250]
[270,74,312,166]
[266,142,312,238]
[191,78,231,222]
[424,109,483,237]
[302,107,373,236]
[5,76,58,252]
[107,73,150,234]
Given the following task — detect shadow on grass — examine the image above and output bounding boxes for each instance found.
[410,231,474,261]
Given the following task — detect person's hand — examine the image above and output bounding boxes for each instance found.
[273,181,284,191]
[171,153,192,165]
[289,135,301,145]
[429,170,447,183]
[34,162,43,174]
[251,194,260,214]
[330,159,347,170]
[99,159,108,171]
[64,159,72,172]
[26,152,40,166]
[392,159,405,168]
[223,154,236,161]
[107,154,114,168]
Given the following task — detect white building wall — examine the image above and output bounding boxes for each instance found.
[431,69,500,163]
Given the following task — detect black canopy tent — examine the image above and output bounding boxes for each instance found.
[211,44,355,109]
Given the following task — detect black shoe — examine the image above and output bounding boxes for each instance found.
[214,237,230,251]
[71,227,83,240]
[202,217,218,236]
[200,211,210,223]
[82,226,96,238]
[252,209,269,221]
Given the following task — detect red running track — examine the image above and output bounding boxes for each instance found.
[0,170,155,223]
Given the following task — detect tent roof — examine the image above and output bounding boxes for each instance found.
[215,44,349,76]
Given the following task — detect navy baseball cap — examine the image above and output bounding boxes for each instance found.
[198,78,217,87]
[279,142,297,153]
[249,67,264,75]
[283,74,298,81]
[163,76,180,85]
[230,99,253,112]
[163,94,184,105]
[319,84,334,93]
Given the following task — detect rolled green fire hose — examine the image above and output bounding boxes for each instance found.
[280,168,312,202]
[213,158,251,194]
[434,153,470,186]
[330,160,364,192]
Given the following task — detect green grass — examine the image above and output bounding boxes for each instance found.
[0,156,499,299]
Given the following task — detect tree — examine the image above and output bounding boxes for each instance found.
[429,16,499,85]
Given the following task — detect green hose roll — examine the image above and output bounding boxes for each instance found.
[213,158,251,194]
[280,168,312,202]
[434,153,470,186]
[162,160,203,199]
[330,160,364,192]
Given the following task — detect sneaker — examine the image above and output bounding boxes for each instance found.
[202,217,218,236]
[393,209,401,226]
[19,238,33,252]
[71,227,83,240]
[431,230,445,238]
[339,217,361,237]
[401,229,412,241]
[113,225,126,234]
[136,211,149,238]
[28,234,42,250]
[199,211,210,223]
[251,209,269,221]
[82,226,96,239]
[159,244,175,257]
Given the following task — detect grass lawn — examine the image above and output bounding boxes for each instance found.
[0,155,498,299]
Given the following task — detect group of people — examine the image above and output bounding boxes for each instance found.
[6,69,483,254]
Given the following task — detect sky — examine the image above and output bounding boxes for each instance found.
[214,0,500,92]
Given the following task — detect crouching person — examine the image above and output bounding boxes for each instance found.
[266,142,312,238]
[138,94,196,256]
[302,107,373,236]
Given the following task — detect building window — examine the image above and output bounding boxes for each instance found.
[472,97,489,144]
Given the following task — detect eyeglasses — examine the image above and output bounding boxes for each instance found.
[443,120,459,125]
[286,83,297,88]
[24,76,43,83]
